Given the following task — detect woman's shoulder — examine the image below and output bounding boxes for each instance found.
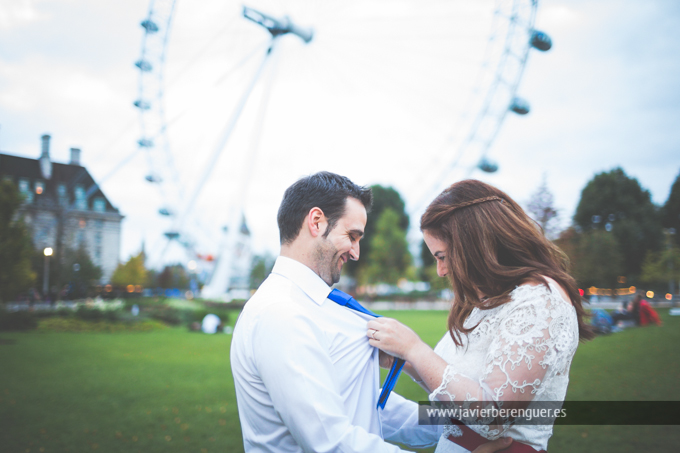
[508,276,574,310]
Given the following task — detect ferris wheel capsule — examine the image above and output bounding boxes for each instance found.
[145,174,162,183]
[164,231,180,240]
[510,97,530,115]
[158,208,173,216]
[141,19,159,33]
[137,138,154,148]
[135,59,153,72]
[478,157,499,173]
[530,30,552,51]
[133,99,151,110]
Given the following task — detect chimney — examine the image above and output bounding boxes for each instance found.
[41,134,51,157]
[39,134,53,180]
[70,148,81,166]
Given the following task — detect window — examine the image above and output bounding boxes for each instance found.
[93,198,106,213]
[74,185,87,210]
[95,231,102,245]
[57,184,68,206]
[35,180,45,195]
[95,220,104,229]
[18,178,33,203]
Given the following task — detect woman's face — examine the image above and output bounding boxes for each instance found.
[423,231,449,277]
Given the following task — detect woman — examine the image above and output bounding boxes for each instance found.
[367,180,593,452]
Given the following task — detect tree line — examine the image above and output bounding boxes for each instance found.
[2,167,679,302]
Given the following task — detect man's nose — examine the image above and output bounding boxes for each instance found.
[349,242,360,261]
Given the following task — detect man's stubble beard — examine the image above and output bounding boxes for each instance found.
[314,237,342,286]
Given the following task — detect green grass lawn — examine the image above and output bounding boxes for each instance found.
[1,309,679,452]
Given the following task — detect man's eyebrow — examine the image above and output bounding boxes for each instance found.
[349,229,364,238]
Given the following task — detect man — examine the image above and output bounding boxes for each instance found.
[231,171,511,452]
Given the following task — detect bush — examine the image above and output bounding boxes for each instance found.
[36,318,167,333]
[142,305,183,326]
[0,311,38,331]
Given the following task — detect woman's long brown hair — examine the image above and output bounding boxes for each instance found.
[421,180,594,346]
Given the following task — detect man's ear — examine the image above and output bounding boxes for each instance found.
[307,207,328,238]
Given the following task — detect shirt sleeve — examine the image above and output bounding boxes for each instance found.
[428,285,577,439]
[253,303,410,453]
[380,391,442,448]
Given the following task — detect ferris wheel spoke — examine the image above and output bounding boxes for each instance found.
[319,42,464,113]
[213,40,272,87]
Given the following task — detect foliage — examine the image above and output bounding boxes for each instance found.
[36,317,167,333]
[560,229,624,289]
[61,245,103,298]
[0,180,36,302]
[641,246,680,285]
[361,208,412,284]
[111,251,148,287]
[76,306,119,322]
[156,264,190,289]
[345,185,409,277]
[573,168,663,278]
[249,254,274,290]
[661,169,680,246]
[0,310,38,331]
[526,176,560,239]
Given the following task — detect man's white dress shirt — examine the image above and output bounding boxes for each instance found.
[231,256,440,452]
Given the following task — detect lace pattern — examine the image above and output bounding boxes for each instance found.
[429,281,579,442]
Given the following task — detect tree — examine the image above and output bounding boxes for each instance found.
[361,208,412,285]
[526,176,560,239]
[0,180,36,302]
[573,168,663,279]
[111,251,148,287]
[61,245,103,298]
[157,264,190,289]
[661,170,680,247]
[571,230,625,289]
[641,247,680,288]
[345,185,409,278]
[250,254,274,290]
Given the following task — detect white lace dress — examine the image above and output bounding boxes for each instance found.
[430,281,579,452]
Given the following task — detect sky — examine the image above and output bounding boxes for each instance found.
[1,0,679,271]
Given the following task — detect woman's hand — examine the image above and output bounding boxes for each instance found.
[378,350,394,369]
[366,317,425,362]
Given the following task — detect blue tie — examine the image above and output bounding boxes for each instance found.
[327,288,405,410]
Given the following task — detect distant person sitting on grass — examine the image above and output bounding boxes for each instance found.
[638,297,662,326]
[611,296,640,327]
[611,294,662,328]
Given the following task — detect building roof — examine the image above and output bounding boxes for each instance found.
[0,152,120,214]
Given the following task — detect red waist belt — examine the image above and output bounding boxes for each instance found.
[446,418,546,453]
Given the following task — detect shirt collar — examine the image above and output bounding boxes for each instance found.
[271,256,331,306]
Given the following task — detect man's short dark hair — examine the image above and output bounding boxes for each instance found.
[277,171,373,245]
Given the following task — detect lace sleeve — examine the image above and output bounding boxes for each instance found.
[428,284,577,439]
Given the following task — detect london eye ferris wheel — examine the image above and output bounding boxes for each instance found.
[132,0,552,296]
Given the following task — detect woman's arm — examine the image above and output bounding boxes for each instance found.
[368,287,577,438]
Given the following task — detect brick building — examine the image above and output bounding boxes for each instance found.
[0,134,123,282]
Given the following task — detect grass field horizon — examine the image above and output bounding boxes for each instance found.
[1,308,679,452]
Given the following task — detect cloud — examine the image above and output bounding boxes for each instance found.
[0,0,42,31]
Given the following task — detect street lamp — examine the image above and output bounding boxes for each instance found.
[43,247,53,300]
